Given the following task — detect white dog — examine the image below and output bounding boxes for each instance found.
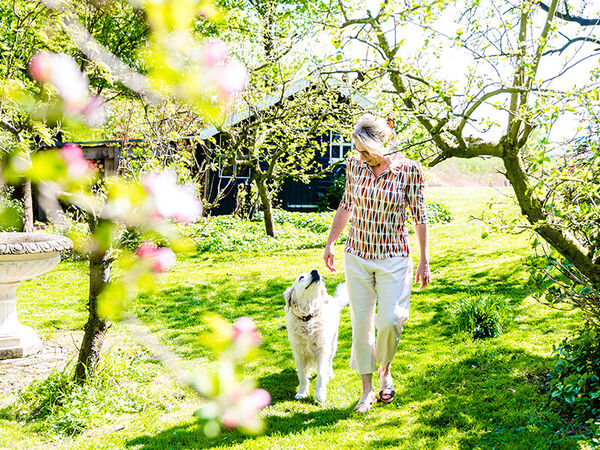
[284,270,348,403]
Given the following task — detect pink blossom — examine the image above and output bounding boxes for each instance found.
[81,96,106,127]
[142,170,203,224]
[152,247,176,273]
[136,240,158,258]
[61,144,92,178]
[202,40,228,67]
[232,316,262,346]
[217,61,248,99]
[29,51,52,83]
[28,51,106,126]
[221,387,270,430]
[247,388,270,410]
[135,241,176,273]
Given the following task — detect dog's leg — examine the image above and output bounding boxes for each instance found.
[294,353,310,399]
[314,352,330,403]
[329,330,339,379]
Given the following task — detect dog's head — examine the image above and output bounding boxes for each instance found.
[284,269,327,315]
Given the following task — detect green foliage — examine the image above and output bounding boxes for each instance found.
[269,209,332,233]
[188,202,453,254]
[6,350,174,436]
[1,186,595,448]
[187,209,342,253]
[34,215,91,261]
[450,294,513,339]
[548,326,600,422]
[317,173,453,225]
[316,175,346,211]
[422,201,453,224]
[0,185,24,231]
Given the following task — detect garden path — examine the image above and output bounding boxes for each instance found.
[0,333,79,405]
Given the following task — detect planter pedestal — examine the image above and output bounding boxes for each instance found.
[0,233,72,359]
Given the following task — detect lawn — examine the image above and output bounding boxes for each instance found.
[0,186,591,449]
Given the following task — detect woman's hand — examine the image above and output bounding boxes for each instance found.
[415,260,431,289]
[323,243,336,272]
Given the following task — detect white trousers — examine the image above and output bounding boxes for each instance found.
[344,252,413,375]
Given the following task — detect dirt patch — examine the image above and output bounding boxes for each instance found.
[0,333,81,402]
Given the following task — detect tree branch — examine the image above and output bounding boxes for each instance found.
[544,36,600,55]
[539,2,600,26]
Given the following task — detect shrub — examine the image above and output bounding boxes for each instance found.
[317,175,346,211]
[421,201,453,224]
[548,326,600,422]
[186,200,454,255]
[316,174,454,226]
[450,294,513,339]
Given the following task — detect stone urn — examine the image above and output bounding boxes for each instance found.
[0,232,72,359]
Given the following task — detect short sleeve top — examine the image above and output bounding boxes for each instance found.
[339,154,427,259]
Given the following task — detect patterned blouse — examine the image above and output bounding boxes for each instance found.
[339,154,427,259]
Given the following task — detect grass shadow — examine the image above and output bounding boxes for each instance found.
[125,404,354,449]
[389,348,577,448]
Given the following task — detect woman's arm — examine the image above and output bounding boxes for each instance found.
[414,223,430,289]
[323,207,352,272]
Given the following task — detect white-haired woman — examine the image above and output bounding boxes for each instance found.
[323,113,430,413]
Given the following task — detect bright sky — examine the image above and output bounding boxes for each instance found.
[336,1,600,149]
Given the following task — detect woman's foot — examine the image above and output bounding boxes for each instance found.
[354,390,377,413]
[378,364,395,404]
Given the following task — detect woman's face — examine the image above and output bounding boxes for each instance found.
[353,139,386,167]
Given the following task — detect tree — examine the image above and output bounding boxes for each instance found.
[1,0,271,433]
[317,0,600,288]
[205,0,361,236]
[0,0,148,231]
[213,81,360,236]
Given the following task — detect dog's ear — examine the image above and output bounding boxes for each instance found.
[284,287,294,306]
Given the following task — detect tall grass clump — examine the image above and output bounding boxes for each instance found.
[450,294,513,339]
[4,349,180,436]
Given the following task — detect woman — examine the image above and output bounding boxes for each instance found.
[323,113,430,413]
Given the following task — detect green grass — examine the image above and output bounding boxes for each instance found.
[0,187,594,449]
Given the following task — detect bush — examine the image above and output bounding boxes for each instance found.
[316,174,454,226]
[548,326,600,422]
[317,175,346,211]
[421,201,453,224]
[450,294,513,339]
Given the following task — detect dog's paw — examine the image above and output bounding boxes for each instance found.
[295,391,309,400]
[315,389,327,403]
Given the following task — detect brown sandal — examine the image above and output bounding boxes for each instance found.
[379,388,395,404]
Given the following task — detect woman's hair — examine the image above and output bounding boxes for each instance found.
[351,113,396,155]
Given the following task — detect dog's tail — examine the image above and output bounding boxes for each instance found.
[335,282,349,311]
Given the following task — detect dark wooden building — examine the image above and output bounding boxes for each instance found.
[50,78,373,216]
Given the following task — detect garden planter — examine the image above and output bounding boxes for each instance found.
[0,232,72,359]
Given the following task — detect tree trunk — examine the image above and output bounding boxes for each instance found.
[254,177,275,237]
[74,232,113,383]
[502,153,600,285]
[22,179,33,232]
